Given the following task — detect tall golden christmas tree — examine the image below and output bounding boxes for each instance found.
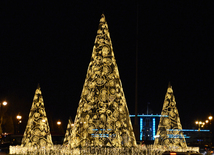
[63,117,74,146]
[70,14,136,148]
[21,85,53,147]
[154,83,187,148]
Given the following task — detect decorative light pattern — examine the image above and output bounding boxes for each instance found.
[69,14,136,148]
[153,118,155,140]
[140,118,143,141]
[129,115,168,117]
[154,83,187,148]
[21,85,53,147]
[63,118,74,146]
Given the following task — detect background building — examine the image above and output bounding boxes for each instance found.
[129,114,212,148]
[130,114,161,143]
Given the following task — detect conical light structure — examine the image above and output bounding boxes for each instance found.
[154,83,187,148]
[21,85,53,147]
[63,118,74,145]
[70,14,136,148]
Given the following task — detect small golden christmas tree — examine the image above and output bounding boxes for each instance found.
[63,117,74,146]
[154,83,187,148]
[21,84,53,147]
[70,14,136,148]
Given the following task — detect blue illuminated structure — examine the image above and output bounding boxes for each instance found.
[140,118,143,140]
[129,114,210,142]
[89,114,212,142]
[152,118,155,140]
[129,114,162,141]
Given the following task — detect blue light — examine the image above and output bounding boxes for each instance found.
[129,115,168,118]
[140,118,143,140]
[153,118,155,140]
[167,129,210,132]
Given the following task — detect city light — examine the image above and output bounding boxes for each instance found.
[16,115,22,120]
[57,121,61,125]
[2,101,7,106]
[195,121,204,131]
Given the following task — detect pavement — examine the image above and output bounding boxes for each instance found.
[0,152,8,155]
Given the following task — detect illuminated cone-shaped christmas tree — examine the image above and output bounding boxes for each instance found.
[21,85,53,147]
[63,117,74,146]
[154,83,187,148]
[70,14,136,148]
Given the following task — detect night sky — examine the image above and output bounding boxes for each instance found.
[1,1,214,130]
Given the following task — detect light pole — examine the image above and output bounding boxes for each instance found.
[57,120,63,134]
[0,101,8,136]
[16,114,22,134]
[195,121,205,149]
[208,115,213,149]
[195,121,204,131]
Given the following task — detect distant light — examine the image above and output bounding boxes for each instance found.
[57,121,61,125]
[205,120,209,123]
[16,115,22,120]
[71,124,74,126]
[154,135,160,138]
[42,119,46,122]
[208,116,213,121]
[2,101,7,106]
[19,120,22,123]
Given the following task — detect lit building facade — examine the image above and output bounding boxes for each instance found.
[129,114,211,145]
[130,114,162,141]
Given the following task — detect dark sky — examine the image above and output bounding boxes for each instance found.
[1,1,214,129]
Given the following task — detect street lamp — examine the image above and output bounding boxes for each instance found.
[195,121,204,131]
[0,101,8,135]
[207,115,213,149]
[16,114,22,123]
[16,114,22,134]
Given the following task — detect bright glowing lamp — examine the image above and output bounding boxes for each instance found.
[16,115,22,120]
[208,116,213,121]
[2,101,7,106]
[57,121,61,125]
